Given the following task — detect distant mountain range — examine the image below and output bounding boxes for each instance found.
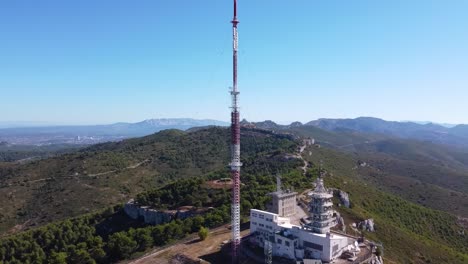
[243,117,468,149]
[306,117,468,148]
[3,116,468,148]
[0,118,228,145]
[401,120,458,128]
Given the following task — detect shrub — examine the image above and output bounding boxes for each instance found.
[198,227,209,241]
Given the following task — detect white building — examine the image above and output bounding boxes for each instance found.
[249,177,352,262]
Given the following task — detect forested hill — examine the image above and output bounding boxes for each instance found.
[0,127,298,235]
[0,124,467,263]
[0,144,83,162]
[244,120,468,217]
[0,127,466,263]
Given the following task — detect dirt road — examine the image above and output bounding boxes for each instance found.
[127,225,250,264]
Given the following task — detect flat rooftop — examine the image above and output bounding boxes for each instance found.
[270,190,298,197]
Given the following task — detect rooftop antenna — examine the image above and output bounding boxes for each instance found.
[276,174,282,192]
[319,160,324,178]
[229,0,241,263]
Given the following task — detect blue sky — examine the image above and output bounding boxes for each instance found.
[1,0,467,125]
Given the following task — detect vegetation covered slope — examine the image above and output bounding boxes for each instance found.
[283,125,468,217]
[0,144,83,162]
[0,125,466,263]
[1,132,466,263]
[301,145,468,264]
[0,129,300,264]
[0,127,296,235]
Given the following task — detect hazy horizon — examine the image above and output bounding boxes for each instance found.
[0,116,464,129]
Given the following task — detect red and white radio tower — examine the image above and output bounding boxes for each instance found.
[230,0,241,263]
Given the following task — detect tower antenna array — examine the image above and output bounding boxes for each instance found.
[229,0,241,263]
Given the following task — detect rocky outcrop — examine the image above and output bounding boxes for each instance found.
[124,200,207,225]
[339,190,350,208]
[335,212,346,232]
[357,160,368,167]
[329,189,350,208]
[124,200,174,225]
[370,255,384,264]
[358,218,375,232]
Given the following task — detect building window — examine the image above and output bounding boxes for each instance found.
[285,241,290,247]
[304,241,323,251]
[277,239,282,244]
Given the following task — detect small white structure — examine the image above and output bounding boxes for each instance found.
[250,178,352,262]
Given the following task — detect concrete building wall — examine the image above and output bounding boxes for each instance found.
[250,209,285,234]
[274,232,297,259]
[270,191,297,217]
[329,235,350,260]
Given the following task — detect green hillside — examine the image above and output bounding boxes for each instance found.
[0,126,466,263]
[0,127,297,235]
[283,126,468,217]
[0,128,301,264]
[0,144,83,162]
[301,145,468,263]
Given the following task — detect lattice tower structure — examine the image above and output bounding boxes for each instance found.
[229,0,241,263]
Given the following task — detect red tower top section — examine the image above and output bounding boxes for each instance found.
[233,0,238,21]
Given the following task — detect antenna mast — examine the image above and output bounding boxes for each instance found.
[276,174,282,192]
[230,0,241,263]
